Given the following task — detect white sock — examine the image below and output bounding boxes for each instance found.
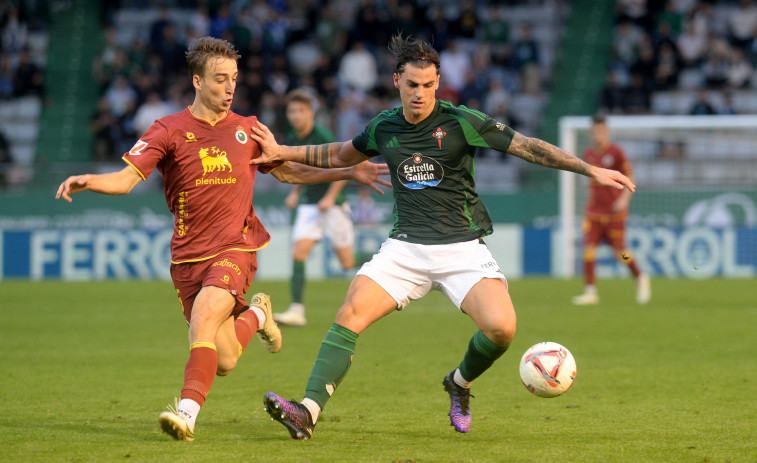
[301,398,321,424]
[453,368,472,389]
[178,398,200,429]
[584,285,597,295]
[249,305,266,329]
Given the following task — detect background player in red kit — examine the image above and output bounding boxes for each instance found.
[55,37,389,441]
[572,114,651,306]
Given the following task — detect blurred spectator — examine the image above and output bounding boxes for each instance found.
[12,47,44,97]
[630,36,657,90]
[689,88,716,114]
[701,36,731,88]
[427,5,452,52]
[439,39,470,92]
[452,0,480,43]
[511,23,540,71]
[727,0,757,50]
[483,77,510,116]
[338,41,377,94]
[656,0,683,36]
[653,42,681,90]
[209,3,233,39]
[599,69,627,114]
[149,6,174,50]
[105,75,137,118]
[625,72,651,113]
[727,48,753,88]
[0,54,14,99]
[90,97,121,162]
[1,6,27,54]
[458,69,486,107]
[134,91,172,135]
[676,19,707,68]
[719,91,738,114]
[613,21,645,66]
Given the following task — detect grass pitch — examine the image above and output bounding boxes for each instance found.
[1,278,755,462]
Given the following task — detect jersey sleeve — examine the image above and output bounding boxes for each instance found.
[352,111,391,158]
[121,121,170,180]
[452,106,515,153]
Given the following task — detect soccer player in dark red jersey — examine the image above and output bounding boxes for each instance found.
[571,114,650,306]
[56,37,389,441]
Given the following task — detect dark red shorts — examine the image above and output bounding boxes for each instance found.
[582,217,626,250]
[170,250,258,323]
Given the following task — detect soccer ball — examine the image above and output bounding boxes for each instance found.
[519,342,577,398]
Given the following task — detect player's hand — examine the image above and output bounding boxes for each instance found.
[589,166,635,192]
[284,190,299,209]
[612,194,631,213]
[351,161,392,194]
[249,121,282,165]
[317,196,336,211]
[55,174,92,202]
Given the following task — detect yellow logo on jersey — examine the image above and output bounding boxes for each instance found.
[186,132,197,142]
[199,146,233,175]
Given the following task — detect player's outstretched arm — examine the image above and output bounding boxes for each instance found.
[55,166,143,202]
[507,132,635,192]
[269,160,391,194]
[250,121,364,168]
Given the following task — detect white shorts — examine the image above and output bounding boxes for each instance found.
[357,238,507,310]
[291,203,354,248]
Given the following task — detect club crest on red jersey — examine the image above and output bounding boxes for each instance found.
[235,125,248,144]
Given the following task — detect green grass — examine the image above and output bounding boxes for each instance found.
[1,278,755,462]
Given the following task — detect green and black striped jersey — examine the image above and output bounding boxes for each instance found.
[287,125,344,205]
[352,100,515,244]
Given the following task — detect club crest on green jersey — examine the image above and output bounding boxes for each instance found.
[398,153,443,189]
[432,127,446,149]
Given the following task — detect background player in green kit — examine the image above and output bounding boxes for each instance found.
[251,34,636,439]
[274,89,355,327]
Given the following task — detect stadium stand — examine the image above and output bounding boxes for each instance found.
[0,1,48,190]
[91,0,567,192]
[4,0,755,191]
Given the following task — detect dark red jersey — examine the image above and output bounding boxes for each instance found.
[583,143,632,217]
[122,108,281,264]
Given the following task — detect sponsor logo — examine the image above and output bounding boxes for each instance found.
[432,127,446,149]
[213,258,242,276]
[235,125,248,144]
[177,192,188,236]
[385,136,401,149]
[496,122,506,131]
[199,146,232,175]
[186,132,197,142]
[397,153,443,190]
[129,140,148,156]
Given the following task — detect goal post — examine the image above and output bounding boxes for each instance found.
[558,114,757,279]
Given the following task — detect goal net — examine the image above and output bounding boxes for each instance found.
[558,115,757,279]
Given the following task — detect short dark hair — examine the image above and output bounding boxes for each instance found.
[388,33,440,74]
[592,113,607,125]
[286,88,315,109]
[185,36,240,78]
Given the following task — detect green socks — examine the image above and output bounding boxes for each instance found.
[304,323,358,409]
[458,330,510,382]
[291,260,305,303]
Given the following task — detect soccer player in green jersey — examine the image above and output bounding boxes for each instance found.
[274,89,356,327]
[251,34,635,439]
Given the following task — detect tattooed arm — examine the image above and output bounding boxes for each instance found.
[250,121,365,168]
[507,132,636,191]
